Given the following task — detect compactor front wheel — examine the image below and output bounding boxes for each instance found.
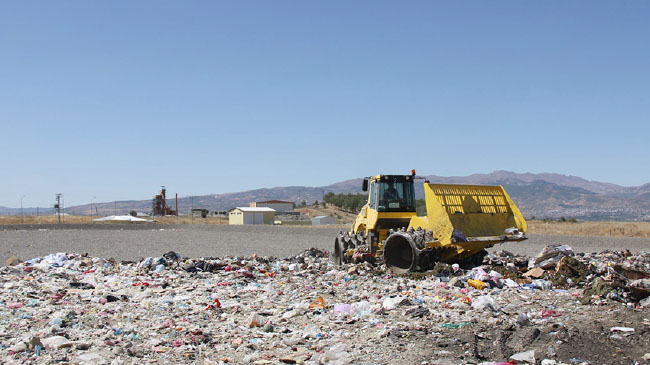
[383,228,440,273]
[383,230,420,273]
[332,232,355,265]
[332,235,347,265]
[331,231,369,265]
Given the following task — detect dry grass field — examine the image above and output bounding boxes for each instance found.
[527,220,650,238]
[0,215,98,225]
[151,216,229,224]
[2,212,649,238]
[296,206,357,222]
[0,214,228,225]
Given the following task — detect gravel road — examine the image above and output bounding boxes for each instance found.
[1,224,649,261]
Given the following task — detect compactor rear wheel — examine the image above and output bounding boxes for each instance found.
[383,228,490,272]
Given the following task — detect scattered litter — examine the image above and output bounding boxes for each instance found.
[532,245,574,269]
[1,246,649,363]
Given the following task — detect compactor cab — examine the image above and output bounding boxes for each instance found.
[333,171,528,272]
[352,173,419,253]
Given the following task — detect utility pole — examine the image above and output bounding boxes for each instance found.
[55,193,62,224]
[191,196,194,224]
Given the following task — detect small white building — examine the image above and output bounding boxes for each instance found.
[311,215,337,225]
[229,207,275,225]
[249,200,295,213]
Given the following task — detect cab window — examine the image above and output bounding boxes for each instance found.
[377,178,416,212]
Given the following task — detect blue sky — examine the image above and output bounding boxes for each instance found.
[1,1,649,207]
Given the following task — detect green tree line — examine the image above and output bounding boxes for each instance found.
[323,192,367,212]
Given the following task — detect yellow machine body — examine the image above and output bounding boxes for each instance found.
[335,173,528,270]
[407,183,527,261]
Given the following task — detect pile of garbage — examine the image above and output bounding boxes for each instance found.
[1,246,649,364]
[479,245,650,306]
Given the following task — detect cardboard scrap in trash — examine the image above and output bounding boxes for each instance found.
[523,267,545,278]
[555,256,588,278]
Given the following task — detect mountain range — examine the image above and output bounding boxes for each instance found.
[2,171,649,221]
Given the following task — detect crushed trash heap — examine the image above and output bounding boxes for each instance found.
[1,246,649,364]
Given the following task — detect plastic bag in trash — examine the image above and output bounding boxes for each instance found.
[472,295,498,312]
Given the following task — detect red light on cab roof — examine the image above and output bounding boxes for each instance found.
[411,169,416,176]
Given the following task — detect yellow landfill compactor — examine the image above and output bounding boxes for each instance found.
[332,171,528,272]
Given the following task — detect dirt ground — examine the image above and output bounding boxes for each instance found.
[0,224,648,262]
[394,295,650,365]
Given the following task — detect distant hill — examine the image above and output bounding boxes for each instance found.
[2,171,649,221]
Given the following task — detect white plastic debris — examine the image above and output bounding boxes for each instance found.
[471,295,498,312]
[303,323,320,339]
[540,360,558,365]
[42,336,73,349]
[9,342,27,353]
[246,312,263,328]
[610,326,635,332]
[323,343,353,364]
[504,278,519,288]
[510,349,536,363]
[382,296,404,310]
